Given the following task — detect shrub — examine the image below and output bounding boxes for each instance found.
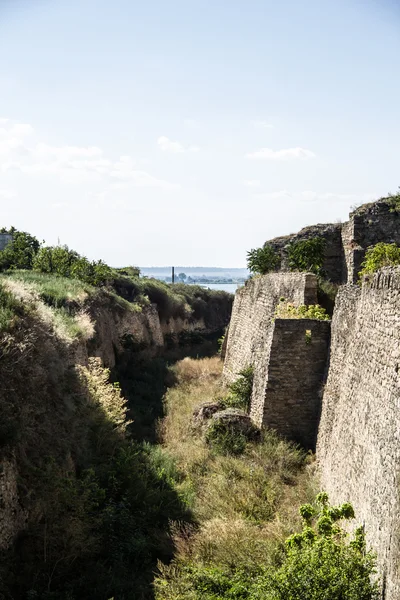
[385,188,400,213]
[287,237,326,275]
[275,300,330,321]
[205,419,248,456]
[359,242,400,279]
[224,366,254,411]
[0,229,40,271]
[0,281,27,332]
[247,245,280,275]
[250,494,380,600]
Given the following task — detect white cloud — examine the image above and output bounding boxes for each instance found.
[243,179,261,188]
[157,136,185,153]
[246,147,316,160]
[157,135,199,154]
[0,189,17,199]
[0,119,178,189]
[251,120,274,129]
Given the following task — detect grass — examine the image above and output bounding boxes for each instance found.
[0,280,27,333]
[155,357,317,599]
[4,270,93,308]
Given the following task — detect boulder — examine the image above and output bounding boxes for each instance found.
[192,401,225,427]
[208,408,260,440]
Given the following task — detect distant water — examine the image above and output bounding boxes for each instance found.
[197,282,241,294]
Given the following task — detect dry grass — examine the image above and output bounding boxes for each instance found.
[156,356,317,598]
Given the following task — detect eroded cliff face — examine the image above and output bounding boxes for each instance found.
[317,269,400,599]
[0,282,230,564]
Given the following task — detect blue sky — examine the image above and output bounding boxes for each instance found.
[1,0,400,266]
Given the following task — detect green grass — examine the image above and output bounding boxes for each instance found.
[4,270,94,308]
[0,281,26,333]
[155,357,316,599]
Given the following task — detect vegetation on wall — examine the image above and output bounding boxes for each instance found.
[359,242,400,279]
[275,300,330,321]
[247,245,280,275]
[287,237,326,275]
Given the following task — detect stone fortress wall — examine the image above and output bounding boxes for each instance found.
[317,269,400,600]
[267,199,400,284]
[223,199,400,598]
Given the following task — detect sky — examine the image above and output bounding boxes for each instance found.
[1,0,400,267]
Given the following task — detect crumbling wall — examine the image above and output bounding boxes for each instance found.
[317,269,400,599]
[266,223,344,283]
[222,273,318,384]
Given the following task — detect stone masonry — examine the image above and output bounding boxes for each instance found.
[251,318,330,449]
[265,198,400,284]
[317,268,400,600]
[223,272,318,384]
[223,272,330,449]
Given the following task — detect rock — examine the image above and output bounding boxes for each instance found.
[208,408,260,440]
[192,401,225,427]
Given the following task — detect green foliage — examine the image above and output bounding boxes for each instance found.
[257,495,379,600]
[275,300,330,321]
[385,188,400,213]
[0,229,40,271]
[5,270,93,308]
[359,242,400,279]
[287,237,326,275]
[33,245,113,286]
[247,245,280,275]
[157,495,379,600]
[0,281,27,332]
[224,365,254,411]
[205,419,248,456]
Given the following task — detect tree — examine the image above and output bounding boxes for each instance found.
[0,229,40,271]
[287,237,326,275]
[178,273,187,282]
[247,245,279,275]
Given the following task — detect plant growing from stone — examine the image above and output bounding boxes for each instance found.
[359,242,400,279]
[275,300,330,321]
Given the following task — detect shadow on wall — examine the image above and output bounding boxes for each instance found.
[0,309,194,599]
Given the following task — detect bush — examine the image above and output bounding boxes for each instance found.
[247,245,280,275]
[205,418,248,455]
[250,493,380,600]
[287,237,326,275]
[224,366,254,411]
[275,300,330,321]
[359,242,400,279]
[0,229,40,271]
[0,281,27,332]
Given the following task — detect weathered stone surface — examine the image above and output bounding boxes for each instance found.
[317,268,400,600]
[223,272,318,385]
[192,401,225,426]
[267,222,344,283]
[251,318,330,449]
[209,408,259,439]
